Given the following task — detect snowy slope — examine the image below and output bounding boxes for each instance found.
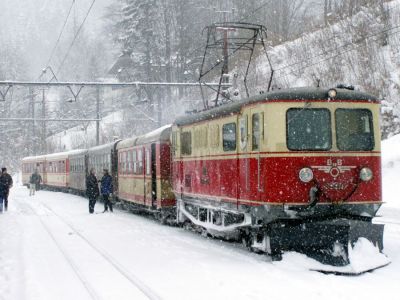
[230,0,400,121]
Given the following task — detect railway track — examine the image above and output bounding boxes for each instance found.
[16,196,162,300]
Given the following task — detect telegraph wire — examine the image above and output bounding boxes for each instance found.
[56,0,96,77]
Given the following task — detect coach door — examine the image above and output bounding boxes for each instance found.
[250,109,264,201]
[151,143,157,209]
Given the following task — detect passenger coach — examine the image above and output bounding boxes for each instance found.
[117,125,175,217]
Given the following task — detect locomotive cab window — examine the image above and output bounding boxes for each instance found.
[223,123,237,151]
[252,113,261,151]
[287,108,331,151]
[336,109,374,151]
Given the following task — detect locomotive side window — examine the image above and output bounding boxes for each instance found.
[223,123,237,151]
[252,113,260,151]
[239,116,248,150]
[181,132,192,155]
[336,109,374,151]
[287,108,331,151]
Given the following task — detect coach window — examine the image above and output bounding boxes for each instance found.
[138,149,143,174]
[172,132,177,155]
[252,113,261,151]
[127,151,131,174]
[146,149,151,175]
[223,123,237,151]
[181,132,192,155]
[122,152,126,174]
[132,150,137,174]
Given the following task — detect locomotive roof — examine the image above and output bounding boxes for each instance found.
[174,87,378,126]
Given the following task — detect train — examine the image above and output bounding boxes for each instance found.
[22,86,387,272]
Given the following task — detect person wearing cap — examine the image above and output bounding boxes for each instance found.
[0,167,13,211]
[100,169,113,212]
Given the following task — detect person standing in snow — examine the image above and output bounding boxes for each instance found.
[86,168,99,214]
[0,167,13,211]
[0,173,6,213]
[29,169,41,196]
[100,169,113,213]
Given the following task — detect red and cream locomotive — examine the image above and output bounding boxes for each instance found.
[171,87,383,266]
[22,86,385,269]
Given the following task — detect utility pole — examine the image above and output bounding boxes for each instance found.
[42,88,46,153]
[96,86,100,146]
[29,88,36,155]
[157,96,162,128]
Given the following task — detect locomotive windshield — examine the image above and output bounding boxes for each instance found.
[335,109,374,151]
[286,108,331,151]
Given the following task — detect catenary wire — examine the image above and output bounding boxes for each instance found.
[55,0,96,77]
[45,0,76,68]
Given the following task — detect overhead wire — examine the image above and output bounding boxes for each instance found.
[55,0,96,77]
[45,0,76,68]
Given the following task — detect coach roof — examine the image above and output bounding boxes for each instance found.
[174,87,378,126]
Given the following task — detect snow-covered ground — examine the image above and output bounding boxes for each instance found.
[1,137,400,300]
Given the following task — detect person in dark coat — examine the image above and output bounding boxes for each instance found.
[100,169,113,212]
[29,169,42,196]
[86,168,99,214]
[0,167,13,211]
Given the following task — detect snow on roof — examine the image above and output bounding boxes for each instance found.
[21,155,47,162]
[44,149,87,160]
[88,140,121,154]
[136,124,171,143]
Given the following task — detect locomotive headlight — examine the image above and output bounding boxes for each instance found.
[360,167,373,181]
[299,168,314,183]
[328,88,337,98]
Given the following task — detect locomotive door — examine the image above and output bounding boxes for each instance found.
[250,109,264,202]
